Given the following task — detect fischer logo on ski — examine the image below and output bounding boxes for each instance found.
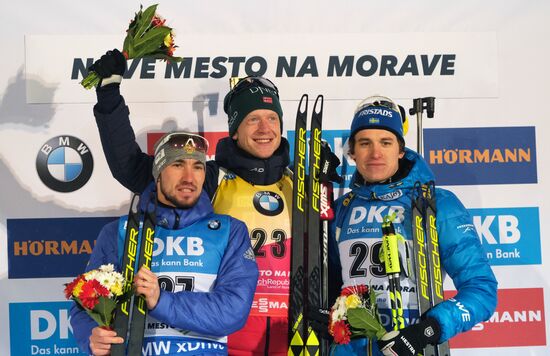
[289,94,328,356]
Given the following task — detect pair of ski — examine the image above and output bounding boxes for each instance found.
[111,194,155,356]
[381,189,450,356]
[288,94,332,356]
[409,182,450,356]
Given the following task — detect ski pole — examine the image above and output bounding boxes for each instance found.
[409,97,435,156]
[381,213,405,331]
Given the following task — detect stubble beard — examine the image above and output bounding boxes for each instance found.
[160,183,198,209]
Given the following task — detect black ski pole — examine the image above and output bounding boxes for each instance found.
[409,97,435,156]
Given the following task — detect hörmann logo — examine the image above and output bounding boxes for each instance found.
[424,127,537,185]
[8,217,115,279]
[13,239,93,256]
[36,135,94,192]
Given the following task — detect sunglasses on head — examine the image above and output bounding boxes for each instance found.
[155,132,209,156]
[224,76,279,112]
[355,95,399,113]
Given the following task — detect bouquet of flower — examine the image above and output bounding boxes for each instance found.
[329,284,387,345]
[64,264,129,327]
[81,4,182,89]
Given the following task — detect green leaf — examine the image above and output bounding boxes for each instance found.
[347,308,387,340]
[135,4,158,40]
[132,27,171,57]
[125,36,135,58]
[92,297,117,326]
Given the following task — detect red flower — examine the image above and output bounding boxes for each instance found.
[332,320,352,344]
[151,15,166,28]
[341,284,368,297]
[64,275,85,299]
[79,279,110,310]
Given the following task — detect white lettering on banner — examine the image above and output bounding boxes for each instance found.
[488,310,542,324]
[31,345,50,354]
[153,236,204,256]
[252,298,289,313]
[349,206,404,225]
[53,345,80,354]
[495,248,521,259]
[473,215,521,244]
[25,33,498,103]
[30,310,70,340]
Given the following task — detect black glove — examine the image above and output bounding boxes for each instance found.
[377,317,441,356]
[319,140,343,184]
[306,307,332,341]
[88,49,126,86]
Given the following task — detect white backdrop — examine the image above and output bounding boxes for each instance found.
[1,0,549,355]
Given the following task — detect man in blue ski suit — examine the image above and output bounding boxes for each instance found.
[328,96,497,355]
[70,132,259,355]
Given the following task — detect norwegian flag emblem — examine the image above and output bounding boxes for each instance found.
[262,96,273,104]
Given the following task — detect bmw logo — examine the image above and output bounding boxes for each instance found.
[208,219,221,230]
[253,191,284,216]
[36,136,94,193]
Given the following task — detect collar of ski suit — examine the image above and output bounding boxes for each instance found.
[349,148,435,200]
[139,182,214,230]
[214,136,290,185]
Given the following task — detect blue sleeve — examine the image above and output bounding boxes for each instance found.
[426,189,498,342]
[148,218,259,336]
[94,89,154,194]
[69,221,119,354]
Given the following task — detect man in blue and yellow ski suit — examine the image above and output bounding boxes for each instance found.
[70,132,258,355]
[328,96,497,355]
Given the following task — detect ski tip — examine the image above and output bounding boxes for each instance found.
[313,95,324,114]
[130,193,140,214]
[298,94,309,114]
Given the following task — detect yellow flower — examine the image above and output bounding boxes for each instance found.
[72,279,86,297]
[110,280,124,296]
[345,294,361,309]
[164,33,173,47]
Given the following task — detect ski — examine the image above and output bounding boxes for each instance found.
[289,94,327,356]
[111,194,156,356]
[306,95,324,356]
[289,94,309,356]
[111,194,141,356]
[126,198,156,355]
[411,183,450,356]
[423,182,450,356]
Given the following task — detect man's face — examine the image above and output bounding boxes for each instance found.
[157,159,205,208]
[232,109,281,159]
[349,129,404,183]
